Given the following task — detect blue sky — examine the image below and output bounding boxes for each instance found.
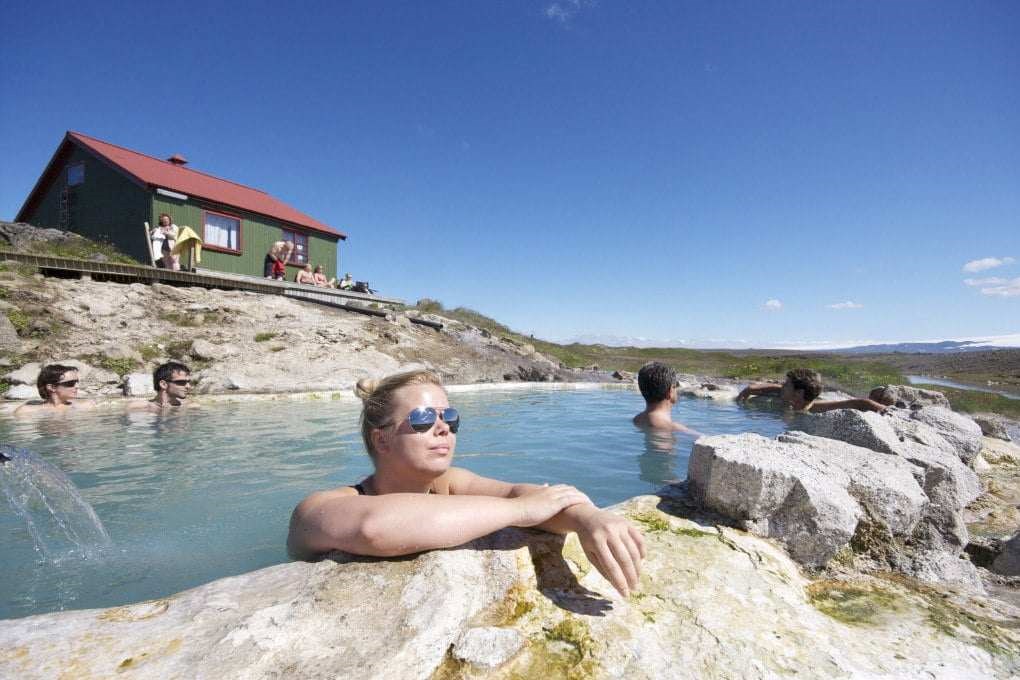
[1,1,1017,348]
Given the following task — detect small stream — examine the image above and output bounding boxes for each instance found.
[906,375,1020,401]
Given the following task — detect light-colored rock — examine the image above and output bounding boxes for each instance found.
[689,432,928,568]
[452,626,525,668]
[799,408,981,511]
[3,362,40,385]
[189,338,240,361]
[974,414,1013,442]
[678,383,740,401]
[910,406,984,465]
[870,384,952,409]
[2,497,1018,679]
[98,343,143,363]
[59,359,120,385]
[123,372,155,397]
[0,312,19,351]
[993,531,1020,576]
[4,384,37,400]
[81,297,117,317]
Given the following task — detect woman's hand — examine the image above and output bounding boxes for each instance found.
[574,509,646,597]
[512,484,591,527]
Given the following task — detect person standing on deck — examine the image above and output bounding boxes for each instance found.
[264,239,295,280]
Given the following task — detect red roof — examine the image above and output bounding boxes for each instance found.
[37,131,345,239]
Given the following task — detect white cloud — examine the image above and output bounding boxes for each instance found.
[976,277,1020,298]
[544,0,591,23]
[826,301,864,310]
[763,299,782,311]
[962,256,1015,273]
[963,277,1007,287]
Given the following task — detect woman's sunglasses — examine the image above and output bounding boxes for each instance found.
[406,407,460,434]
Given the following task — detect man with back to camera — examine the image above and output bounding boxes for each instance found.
[632,361,701,434]
[127,361,194,412]
[736,368,887,413]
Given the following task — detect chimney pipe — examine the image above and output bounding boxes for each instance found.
[167,154,188,166]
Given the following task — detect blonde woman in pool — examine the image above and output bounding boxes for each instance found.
[287,369,645,597]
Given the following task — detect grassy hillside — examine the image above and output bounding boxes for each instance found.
[911,383,1020,419]
[415,299,904,395]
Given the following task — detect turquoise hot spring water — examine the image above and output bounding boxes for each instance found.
[0,386,789,620]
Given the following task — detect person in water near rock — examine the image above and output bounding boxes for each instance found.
[287,369,646,597]
[14,364,97,416]
[735,368,887,413]
[127,361,194,412]
[632,362,701,434]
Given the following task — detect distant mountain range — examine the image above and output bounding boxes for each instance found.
[830,339,1018,354]
[557,334,1020,353]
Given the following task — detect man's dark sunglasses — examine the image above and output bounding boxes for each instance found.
[407,407,460,433]
[55,379,79,387]
[167,379,191,386]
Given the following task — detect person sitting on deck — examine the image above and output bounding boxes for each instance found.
[312,265,336,288]
[287,369,646,598]
[735,368,887,414]
[295,264,316,286]
[14,364,97,416]
[127,361,194,412]
[264,240,295,280]
[632,361,701,434]
[337,272,354,290]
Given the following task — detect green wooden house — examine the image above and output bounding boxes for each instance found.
[15,131,346,278]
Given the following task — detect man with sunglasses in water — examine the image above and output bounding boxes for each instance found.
[127,361,194,412]
[14,364,97,416]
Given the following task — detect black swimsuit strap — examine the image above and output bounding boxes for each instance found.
[353,482,366,495]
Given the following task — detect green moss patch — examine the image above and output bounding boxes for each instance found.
[81,354,140,377]
[629,511,671,533]
[807,581,900,626]
[6,308,30,334]
[881,575,1020,657]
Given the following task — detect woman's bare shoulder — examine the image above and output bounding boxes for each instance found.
[301,486,360,506]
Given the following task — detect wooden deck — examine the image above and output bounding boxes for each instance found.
[0,251,442,329]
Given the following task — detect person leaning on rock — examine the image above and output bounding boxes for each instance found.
[632,361,701,434]
[126,361,195,412]
[288,369,646,598]
[13,364,97,416]
[736,368,887,414]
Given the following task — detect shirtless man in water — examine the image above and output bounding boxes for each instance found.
[14,364,97,416]
[264,239,295,280]
[127,361,194,412]
[632,362,701,434]
[736,368,887,413]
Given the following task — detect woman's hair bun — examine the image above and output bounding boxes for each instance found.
[354,378,378,401]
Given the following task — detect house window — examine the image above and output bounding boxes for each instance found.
[283,229,308,265]
[203,211,241,252]
[67,163,85,186]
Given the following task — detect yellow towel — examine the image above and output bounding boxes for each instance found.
[172,226,203,263]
